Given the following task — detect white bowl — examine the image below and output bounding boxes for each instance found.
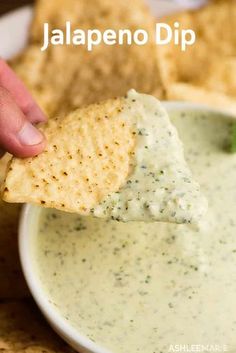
[18,102,234,353]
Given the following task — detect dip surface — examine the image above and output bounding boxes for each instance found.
[34,110,236,353]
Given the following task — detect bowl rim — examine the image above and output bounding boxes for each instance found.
[19,203,112,353]
[18,101,235,353]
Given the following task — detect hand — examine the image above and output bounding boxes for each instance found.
[0,59,47,158]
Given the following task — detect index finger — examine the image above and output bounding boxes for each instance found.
[0,59,47,124]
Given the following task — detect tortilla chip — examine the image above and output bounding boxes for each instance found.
[2,97,135,214]
[157,0,236,114]
[0,300,74,352]
[10,45,80,117]
[2,92,207,224]
[11,0,164,117]
[0,153,10,184]
[30,0,153,42]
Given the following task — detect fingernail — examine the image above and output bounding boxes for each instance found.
[18,121,44,146]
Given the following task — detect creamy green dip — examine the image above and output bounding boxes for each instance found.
[92,90,207,224]
[34,110,236,353]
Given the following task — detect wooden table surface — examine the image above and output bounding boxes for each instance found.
[0,0,34,15]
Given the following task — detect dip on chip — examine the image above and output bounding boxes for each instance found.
[2,90,207,224]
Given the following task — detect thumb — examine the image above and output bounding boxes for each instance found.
[0,87,46,158]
